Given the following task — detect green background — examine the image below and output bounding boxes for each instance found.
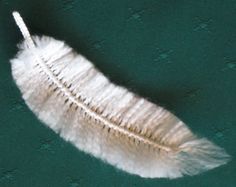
[0,0,235,186]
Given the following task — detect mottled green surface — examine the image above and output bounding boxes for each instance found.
[0,0,236,186]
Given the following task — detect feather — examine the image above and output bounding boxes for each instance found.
[10,11,230,179]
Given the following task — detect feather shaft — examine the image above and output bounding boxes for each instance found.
[10,11,230,179]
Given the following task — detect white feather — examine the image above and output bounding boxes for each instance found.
[10,12,230,179]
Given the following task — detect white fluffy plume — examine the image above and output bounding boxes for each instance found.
[10,11,230,179]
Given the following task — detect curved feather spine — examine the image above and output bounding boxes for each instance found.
[11,11,230,179]
[12,11,176,152]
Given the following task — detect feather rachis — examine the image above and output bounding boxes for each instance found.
[11,12,230,179]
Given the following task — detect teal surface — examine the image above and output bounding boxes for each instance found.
[0,0,236,186]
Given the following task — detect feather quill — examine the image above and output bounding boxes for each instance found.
[10,11,230,178]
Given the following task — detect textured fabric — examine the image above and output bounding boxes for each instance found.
[0,0,235,186]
